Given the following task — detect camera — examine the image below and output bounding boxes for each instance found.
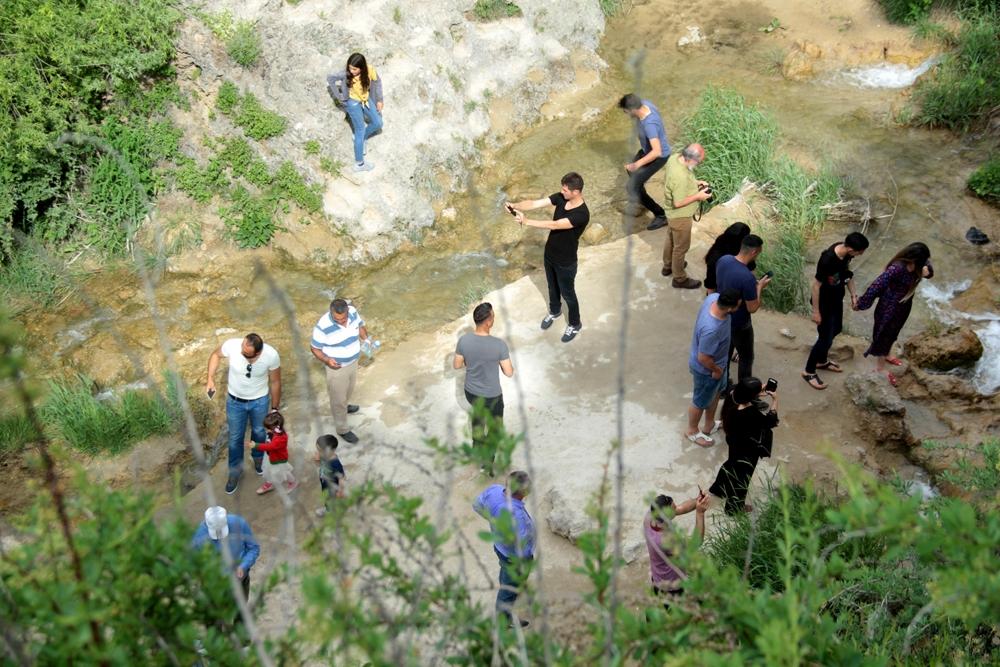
[698,183,715,201]
[764,378,778,393]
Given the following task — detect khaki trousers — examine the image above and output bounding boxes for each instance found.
[325,362,357,434]
[662,216,693,280]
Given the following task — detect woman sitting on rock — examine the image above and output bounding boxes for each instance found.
[327,52,383,172]
[703,222,754,294]
[854,242,934,387]
[708,377,778,515]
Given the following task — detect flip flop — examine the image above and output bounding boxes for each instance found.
[816,360,842,373]
[686,432,715,448]
[886,372,899,387]
[709,420,723,435]
[802,372,827,390]
[885,356,903,366]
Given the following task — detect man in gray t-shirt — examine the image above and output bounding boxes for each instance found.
[454,303,514,469]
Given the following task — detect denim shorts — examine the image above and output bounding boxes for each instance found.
[691,367,728,409]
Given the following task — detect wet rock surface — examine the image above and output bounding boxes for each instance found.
[845,372,914,448]
[903,326,984,371]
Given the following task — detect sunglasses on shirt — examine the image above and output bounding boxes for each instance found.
[245,363,253,378]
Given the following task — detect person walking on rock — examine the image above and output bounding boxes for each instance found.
[708,377,779,515]
[619,93,671,230]
[206,333,282,495]
[643,490,709,609]
[507,172,590,343]
[715,234,770,381]
[802,232,869,390]
[473,471,535,627]
[687,289,742,447]
[327,52,383,172]
[854,242,934,387]
[454,302,514,473]
[311,298,371,444]
[191,506,260,603]
[662,143,713,289]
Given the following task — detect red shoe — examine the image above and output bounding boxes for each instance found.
[256,482,274,495]
[886,372,899,387]
[284,480,298,491]
[885,356,903,366]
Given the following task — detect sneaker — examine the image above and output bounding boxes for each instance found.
[315,506,328,518]
[254,458,264,475]
[540,312,562,330]
[672,277,702,289]
[339,430,359,444]
[506,619,530,629]
[256,482,274,495]
[561,325,581,343]
[646,216,667,231]
[352,161,374,172]
[347,404,360,414]
[225,475,239,495]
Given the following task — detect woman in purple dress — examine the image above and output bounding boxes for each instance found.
[854,242,933,386]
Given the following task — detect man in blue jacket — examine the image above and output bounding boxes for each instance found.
[191,506,261,603]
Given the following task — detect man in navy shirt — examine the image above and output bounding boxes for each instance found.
[715,235,771,381]
[619,93,671,231]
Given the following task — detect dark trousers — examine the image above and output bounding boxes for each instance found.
[729,322,755,381]
[495,547,532,620]
[626,150,669,218]
[805,303,844,373]
[543,258,580,328]
[465,390,504,446]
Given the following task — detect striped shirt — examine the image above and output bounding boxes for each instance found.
[311,307,365,366]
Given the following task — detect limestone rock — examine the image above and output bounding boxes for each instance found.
[581,222,609,246]
[844,372,913,447]
[782,41,822,81]
[677,26,704,48]
[903,326,983,371]
[545,487,592,543]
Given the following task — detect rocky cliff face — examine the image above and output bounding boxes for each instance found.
[174,0,606,262]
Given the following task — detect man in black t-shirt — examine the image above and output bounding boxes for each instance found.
[507,172,590,343]
[802,232,869,390]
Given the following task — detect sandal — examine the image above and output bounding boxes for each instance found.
[816,360,842,373]
[686,432,715,448]
[802,372,827,390]
[256,482,274,495]
[885,372,899,387]
[885,356,903,366]
[709,420,723,435]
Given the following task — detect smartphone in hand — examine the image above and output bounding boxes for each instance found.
[765,378,778,393]
[505,203,517,217]
[207,388,216,399]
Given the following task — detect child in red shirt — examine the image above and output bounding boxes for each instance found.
[254,411,296,495]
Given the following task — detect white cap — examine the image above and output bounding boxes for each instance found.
[205,506,229,540]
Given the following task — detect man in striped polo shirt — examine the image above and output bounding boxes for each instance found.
[310,299,370,444]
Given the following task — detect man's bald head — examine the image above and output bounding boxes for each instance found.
[681,143,705,163]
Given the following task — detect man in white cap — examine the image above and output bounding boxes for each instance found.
[191,506,261,601]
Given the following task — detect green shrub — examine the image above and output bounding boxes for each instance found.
[216,83,288,140]
[217,80,240,114]
[876,0,934,23]
[221,187,276,248]
[472,0,521,21]
[304,139,321,155]
[271,162,323,213]
[320,156,344,177]
[967,155,1000,203]
[0,0,180,257]
[40,375,181,454]
[597,0,628,16]
[215,138,271,187]
[0,411,39,456]
[910,8,1000,130]
[174,158,224,203]
[923,438,1000,492]
[226,20,261,67]
[0,242,73,310]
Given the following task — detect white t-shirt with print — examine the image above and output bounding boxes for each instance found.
[221,338,280,400]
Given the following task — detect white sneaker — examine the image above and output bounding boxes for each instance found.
[540,312,561,330]
[561,325,581,343]
[353,161,374,172]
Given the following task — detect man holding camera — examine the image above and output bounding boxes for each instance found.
[662,143,712,289]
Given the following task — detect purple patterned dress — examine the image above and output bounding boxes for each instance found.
[856,261,930,357]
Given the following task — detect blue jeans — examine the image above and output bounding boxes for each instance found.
[495,547,532,620]
[344,99,383,164]
[226,394,269,477]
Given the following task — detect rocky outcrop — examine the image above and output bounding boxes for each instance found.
[173,0,607,262]
[903,326,984,371]
[545,486,592,543]
[845,372,914,448]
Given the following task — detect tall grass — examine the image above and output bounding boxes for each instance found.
[40,374,182,454]
[0,411,39,457]
[682,88,843,313]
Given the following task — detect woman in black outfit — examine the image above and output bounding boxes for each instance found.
[703,222,755,293]
[708,377,779,515]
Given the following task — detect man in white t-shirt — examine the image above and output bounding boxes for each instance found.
[206,333,282,494]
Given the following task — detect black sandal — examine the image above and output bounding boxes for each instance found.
[816,360,842,373]
[802,372,827,390]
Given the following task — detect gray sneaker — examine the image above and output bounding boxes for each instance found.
[353,161,374,172]
[540,312,562,330]
[561,325,581,343]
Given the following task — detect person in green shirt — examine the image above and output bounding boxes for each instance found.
[662,143,713,289]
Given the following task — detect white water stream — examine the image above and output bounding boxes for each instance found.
[837,56,943,89]
[920,281,1000,395]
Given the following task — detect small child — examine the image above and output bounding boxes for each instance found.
[254,411,296,495]
[313,434,346,517]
